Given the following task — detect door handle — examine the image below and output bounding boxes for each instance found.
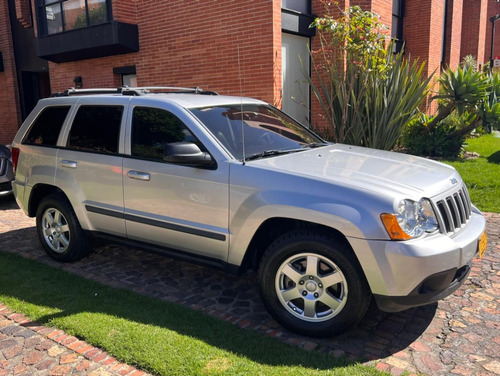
[127,170,151,181]
[60,160,77,168]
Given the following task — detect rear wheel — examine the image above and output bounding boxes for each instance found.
[36,194,93,262]
[258,230,370,337]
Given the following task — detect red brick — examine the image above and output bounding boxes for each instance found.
[75,344,93,355]
[2,345,23,359]
[128,371,147,376]
[35,358,56,371]
[49,365,71,376]
[22,350,43,365]
[67,340,86,351]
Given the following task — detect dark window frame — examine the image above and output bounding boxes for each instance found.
[67,105,123,155]
[130,106,208,165]
[392,0,405,53]
[22,106,71,146]
[281,0,311,15]
[37,0,112,36]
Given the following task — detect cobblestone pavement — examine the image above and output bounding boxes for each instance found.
[0,195,499,376]
[0,304,150,376]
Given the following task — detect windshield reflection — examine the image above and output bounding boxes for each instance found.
[190,105,324,161]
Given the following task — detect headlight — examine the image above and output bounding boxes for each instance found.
[381,198,439,240]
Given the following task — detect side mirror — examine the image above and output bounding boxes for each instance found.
[164,142,214,167]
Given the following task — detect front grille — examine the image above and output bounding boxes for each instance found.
[435,185,472,235]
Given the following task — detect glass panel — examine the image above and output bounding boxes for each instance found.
[392,16,399,38]
[190,105,321,161]
[282,0,310,14]
[87,0,108,25]
[69,106,123,154]
[393,0,400,16]
[131,107,201,162]
[122,74,137,87]
[23,107,70,146]
[45,5,63,35]
[63,0,87,31]
[282,33,310,127]
[43,0,59,5]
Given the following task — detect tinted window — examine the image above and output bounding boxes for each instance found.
[68,106,123,154]
[190,104,322,160]
[131,107,202,162]
[23,106,70,146]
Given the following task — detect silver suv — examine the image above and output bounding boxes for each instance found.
[11,87,487,337]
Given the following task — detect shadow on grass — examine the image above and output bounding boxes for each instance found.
[0,211,436,373]
[487,150,500,164]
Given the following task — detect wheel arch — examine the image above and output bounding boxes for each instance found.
[240,217,356,273]
[28,184,67,217]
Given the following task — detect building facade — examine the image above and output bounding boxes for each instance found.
[1,0,499,144]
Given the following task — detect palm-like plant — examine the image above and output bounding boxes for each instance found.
[428,67,489,132]
[303,6,431,150]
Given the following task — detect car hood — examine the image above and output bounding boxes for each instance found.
[248,144,462,200]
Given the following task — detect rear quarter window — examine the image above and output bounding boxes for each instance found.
[68,106,123,154]
[23,106,71,146]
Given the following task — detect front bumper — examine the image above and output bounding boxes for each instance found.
[373,261,471,312]
[0,181,12,196]
[349,209,486,312]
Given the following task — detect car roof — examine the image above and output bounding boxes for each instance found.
[143,93,267,108]
[42,88,268,109]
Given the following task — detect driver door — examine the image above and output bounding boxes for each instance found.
[122,104,230,261]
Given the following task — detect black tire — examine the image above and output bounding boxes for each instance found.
[258,230,371,337]
[35,194,93,262]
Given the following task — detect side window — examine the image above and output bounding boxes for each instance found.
[68,106,123,154]
[131,107,203,162]
[23,106,70,146]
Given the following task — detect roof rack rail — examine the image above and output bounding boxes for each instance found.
[121,86,219,96]
[51,87,126,97]
[51,86,219,97]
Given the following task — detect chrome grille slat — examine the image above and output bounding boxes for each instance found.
[435,185,472,235]
[454,192,466,224]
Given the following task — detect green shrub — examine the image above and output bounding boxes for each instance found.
[401,115,464,158]
[304,5,430,150]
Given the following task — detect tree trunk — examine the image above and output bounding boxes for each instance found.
[426,102,455,132]
[446,117,482,139]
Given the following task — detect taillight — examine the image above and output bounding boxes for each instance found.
[11,146,20,174]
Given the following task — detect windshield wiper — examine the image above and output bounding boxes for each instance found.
[302,142,329,148]
[244,149,299,161]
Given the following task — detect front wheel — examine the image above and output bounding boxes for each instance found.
[258,230,371,337]
[36,194,93,262]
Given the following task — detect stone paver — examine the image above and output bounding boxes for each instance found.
[0,305,150,376]
[0,195,499,375]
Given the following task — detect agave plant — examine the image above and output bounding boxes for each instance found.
[358,50,432,150]
[482,73,500,132]
[428,66,489,131]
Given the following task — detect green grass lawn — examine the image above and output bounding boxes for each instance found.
[0,252,383,376]
[444,132,500,213]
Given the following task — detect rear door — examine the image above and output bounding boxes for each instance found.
[122,99,230,262]
[55,96,129,236]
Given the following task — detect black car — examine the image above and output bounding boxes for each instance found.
[0,145,14,196]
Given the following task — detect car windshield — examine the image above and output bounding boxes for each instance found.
[189,104,325,161]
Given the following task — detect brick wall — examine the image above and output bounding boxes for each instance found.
[403,0,446,112]
[484,0,500,68]
[444,0,463,69]
[48,0,282,106]
[461,0,488,66]
[0,0,21,145]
